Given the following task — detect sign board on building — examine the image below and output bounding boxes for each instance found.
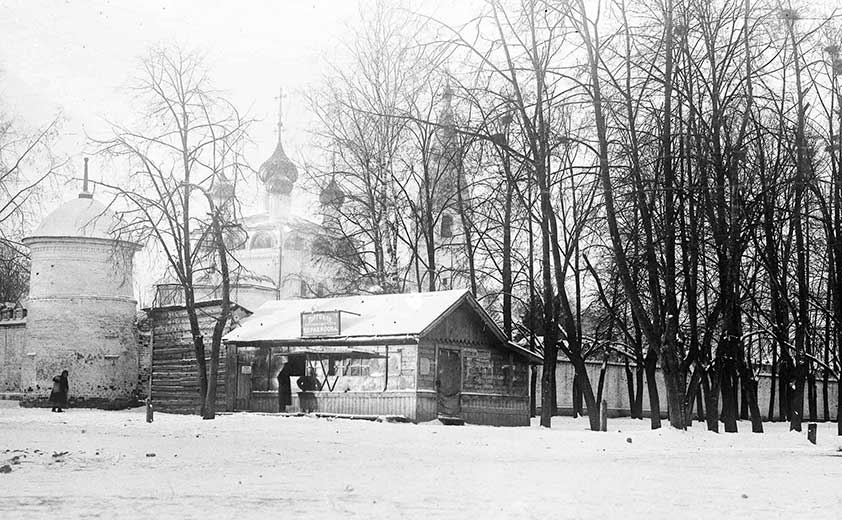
[301,311,341,337]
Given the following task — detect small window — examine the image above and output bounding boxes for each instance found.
[441,214,453,238]
[251,231,275,249]
[344,358,370,377]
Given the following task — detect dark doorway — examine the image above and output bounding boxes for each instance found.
[436,347,462,419]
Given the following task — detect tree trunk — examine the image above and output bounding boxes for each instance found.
[203,208,232,420]
[624,357,636,419]
[823,369,830,422]
[791,370,805,432]
[185,301,208,417]
[597,354,608,406]
[644,350,661,429]
[572,374,582,418]
[745,376,763,433]
[779,358,792,422]
[530,365,537,418]
[696,386,705,422]
[634,362,644,420]
[705,367,720,433]
[769,342,777,421]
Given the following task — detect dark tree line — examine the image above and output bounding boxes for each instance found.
[306,0,842,433]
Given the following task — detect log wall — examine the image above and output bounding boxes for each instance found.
[148,304,245,414]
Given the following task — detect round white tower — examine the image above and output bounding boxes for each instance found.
[21,163,141,408]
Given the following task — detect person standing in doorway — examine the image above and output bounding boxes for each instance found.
[277,360,291,413]
[50,370,69,412]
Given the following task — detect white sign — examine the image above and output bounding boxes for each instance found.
[301,311,341,337]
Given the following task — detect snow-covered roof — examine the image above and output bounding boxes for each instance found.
[224,289,469,343]
[25,196,118,241]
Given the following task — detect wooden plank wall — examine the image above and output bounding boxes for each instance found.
[245,390,418,419]
[461,393,530,426]
[418,301,533,426]
[149,305,230,414]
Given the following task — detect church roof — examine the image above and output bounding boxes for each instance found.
[24,196,121,242]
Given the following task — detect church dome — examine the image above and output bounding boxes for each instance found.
[258,140,298,195]
[27,196,120,241]
[319,178,345,208]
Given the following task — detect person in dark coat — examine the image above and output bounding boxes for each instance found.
[50,370,69,412]
[277,363,292,413]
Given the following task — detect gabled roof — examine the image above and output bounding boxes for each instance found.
[224,289,468,343]
[222,289,543,362]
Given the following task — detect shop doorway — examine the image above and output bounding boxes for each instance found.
[436,347,462,419]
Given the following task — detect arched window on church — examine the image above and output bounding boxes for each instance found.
[441,214,454,238]
[251,231,276,250]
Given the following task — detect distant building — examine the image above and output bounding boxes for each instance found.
[412,81,471,292]
[152,93,347,310]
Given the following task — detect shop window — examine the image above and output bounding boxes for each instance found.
[250,347,271,391]
[388,349,402,374]
[344,358,370,377]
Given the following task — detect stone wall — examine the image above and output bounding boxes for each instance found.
[537,359,839,421]
[27,238,135,300]
[22,297,139,408]
[0,319,26,393]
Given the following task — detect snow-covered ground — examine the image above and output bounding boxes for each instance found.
[1,401,840,519]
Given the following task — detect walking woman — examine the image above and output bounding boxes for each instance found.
[50,370,69,412]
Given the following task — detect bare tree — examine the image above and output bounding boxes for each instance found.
[0,112,61,303]
[94,46,252,419]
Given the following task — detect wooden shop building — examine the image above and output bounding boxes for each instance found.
[222,289,541,426]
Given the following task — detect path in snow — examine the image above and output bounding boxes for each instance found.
[1,402,840,519]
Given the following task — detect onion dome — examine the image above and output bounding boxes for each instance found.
[259,91,298,195]
[211,174,235,204]
[258,139,298,195]
[319,177,345,208]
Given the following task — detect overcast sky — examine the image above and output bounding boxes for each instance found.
[0,0,471,303]
[0,0,469,207]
